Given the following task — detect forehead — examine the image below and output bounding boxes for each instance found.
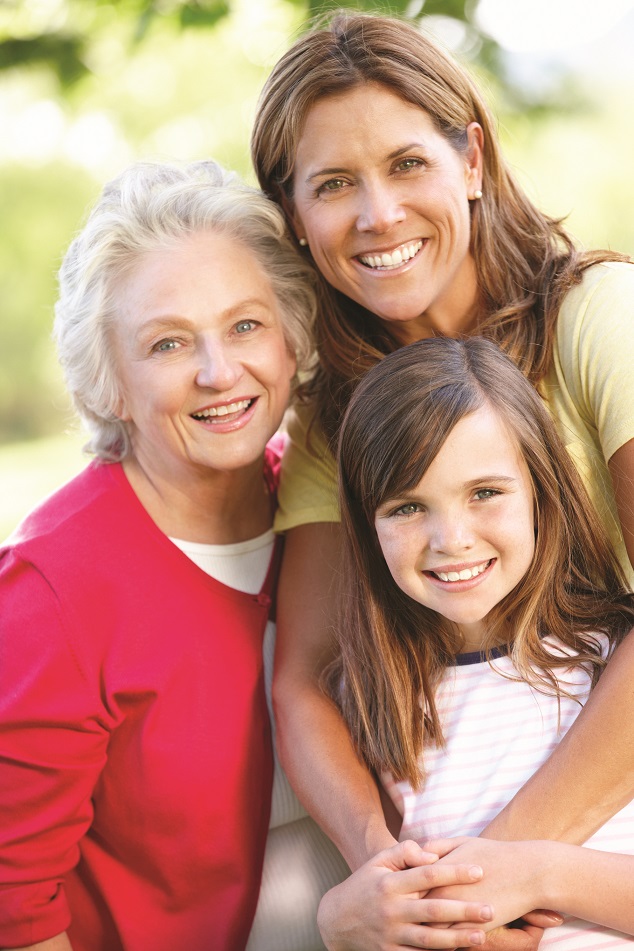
[295,82,438,159]
[423,405,530,485]
[112,230,279,322]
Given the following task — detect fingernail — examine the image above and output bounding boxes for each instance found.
[469,864,483,880]
[544,913,564,924]
[470,932,485,945]
[480,904,493,921]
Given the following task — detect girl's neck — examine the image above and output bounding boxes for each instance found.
[454,620,511,657]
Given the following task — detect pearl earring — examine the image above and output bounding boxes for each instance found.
[299,237,308,247]
[473,189,483,200]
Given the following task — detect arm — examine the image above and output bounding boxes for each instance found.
[609,438,634,570]
[426,837,634,936]
[0,552,107,948]
[273,522,397,869]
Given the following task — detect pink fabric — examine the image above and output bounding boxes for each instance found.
[0,453,281,950]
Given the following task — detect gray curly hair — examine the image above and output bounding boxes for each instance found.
[55,160,316,460]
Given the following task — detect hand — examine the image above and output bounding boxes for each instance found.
[317,839,494,950]
[423,838,564,936]
[459,923,544,950]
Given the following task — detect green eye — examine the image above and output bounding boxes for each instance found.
[318,178,347,194]
[397,158,423,171]
[393,502,421,517]
[155,339,178,352]
[474,488,500,501]
[235,320,257,334]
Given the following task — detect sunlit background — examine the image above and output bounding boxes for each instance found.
[2,0,634,539]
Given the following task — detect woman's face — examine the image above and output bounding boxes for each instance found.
[112,230,296,488]
[289,83,483,343]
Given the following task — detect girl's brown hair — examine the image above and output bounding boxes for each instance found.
[330,337,634,787]
[251,11,628,441]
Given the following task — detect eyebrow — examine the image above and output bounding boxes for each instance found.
[303,142,429,186]
[136,299,273,337]
[463,475,519,489]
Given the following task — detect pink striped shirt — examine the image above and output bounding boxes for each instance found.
[383,636,634,949]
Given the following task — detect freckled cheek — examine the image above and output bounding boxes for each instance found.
[378,532,422,578]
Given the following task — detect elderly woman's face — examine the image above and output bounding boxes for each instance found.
[112,230,296,482]
[289,82,483,343]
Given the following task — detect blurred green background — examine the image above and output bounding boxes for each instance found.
[2,0,634,540]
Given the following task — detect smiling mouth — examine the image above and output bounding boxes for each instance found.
[428,559,493,583]
[358,240,424,270]
[191,398,254,421]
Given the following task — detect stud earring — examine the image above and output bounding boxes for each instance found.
[299,237,308,247]
[473,189,483,200]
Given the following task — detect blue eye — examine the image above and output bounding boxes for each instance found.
[154,339,179,352]
[235,320,257,334]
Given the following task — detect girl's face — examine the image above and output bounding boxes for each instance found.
[289,82,483,344]
[374,405,535,652]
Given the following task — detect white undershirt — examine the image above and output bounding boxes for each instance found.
[169,529,274,594]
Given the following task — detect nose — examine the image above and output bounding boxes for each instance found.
[195,340,243,392]
[356,182,406,234]
[428,510,475,556]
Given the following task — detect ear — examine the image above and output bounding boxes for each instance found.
[465,122,484,197]
[113,391,131,423]
[279,191,307,247]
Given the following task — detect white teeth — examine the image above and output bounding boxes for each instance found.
[435,561,490,583]
[359,240,423,270]
[193,399,251,419]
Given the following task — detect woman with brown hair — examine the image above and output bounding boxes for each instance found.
[250,11,634,949]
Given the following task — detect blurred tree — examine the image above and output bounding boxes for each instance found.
[1,0,511,93]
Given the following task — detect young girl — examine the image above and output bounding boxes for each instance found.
[329,335,634,948]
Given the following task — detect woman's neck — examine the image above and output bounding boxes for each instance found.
[122,455,273,545]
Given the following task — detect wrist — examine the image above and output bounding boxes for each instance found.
[537,840,577,911]
[357,814,399,869]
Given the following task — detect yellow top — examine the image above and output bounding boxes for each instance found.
[275,261,634,584]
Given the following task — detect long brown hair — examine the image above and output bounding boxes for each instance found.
[251,11,629,441]
[330,337,634,787]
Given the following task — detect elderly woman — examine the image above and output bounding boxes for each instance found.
[250,12,634,949]
[0,160,364,951]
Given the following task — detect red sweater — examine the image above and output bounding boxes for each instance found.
[0,456,280,950]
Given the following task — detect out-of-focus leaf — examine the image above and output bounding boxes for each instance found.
[0,35,88,85]
[307,0,412,16]
[179,0,230,28]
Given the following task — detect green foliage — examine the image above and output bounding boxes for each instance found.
[303,0,412,17]
[0,162,98,441]
[0,35,89,85]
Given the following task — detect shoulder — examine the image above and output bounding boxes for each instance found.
[274,403,340,531]
[558,261,634,329]
[6,461,131,557]
[2,461,169,600]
